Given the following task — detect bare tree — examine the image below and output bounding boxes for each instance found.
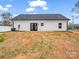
[71,1,79,28]
[1,12,12,20]
[0,12,12,26]
[75,1,79,13]
[72,0,79,15]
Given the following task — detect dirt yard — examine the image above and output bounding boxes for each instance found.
[0,31,79,59]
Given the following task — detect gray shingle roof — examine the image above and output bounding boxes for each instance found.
[12,14,70,21]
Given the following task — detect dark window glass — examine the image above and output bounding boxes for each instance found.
[59,23,62,25]
[59,26,62,28]
[41,23,44,26]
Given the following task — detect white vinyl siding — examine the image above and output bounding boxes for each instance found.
[13,20,67,31]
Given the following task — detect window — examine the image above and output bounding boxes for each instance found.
[41,23,44,26]
[58,23,62,29]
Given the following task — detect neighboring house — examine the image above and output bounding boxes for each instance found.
[12,14,70,31]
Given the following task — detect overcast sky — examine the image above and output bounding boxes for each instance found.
[0,0,79,23]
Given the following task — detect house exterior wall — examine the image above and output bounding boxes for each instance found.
[13,20,68,31]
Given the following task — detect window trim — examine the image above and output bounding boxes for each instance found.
[58,23,62,29]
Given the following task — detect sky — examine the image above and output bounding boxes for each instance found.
[0,0,79,23]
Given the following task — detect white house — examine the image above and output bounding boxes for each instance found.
[12,14,70,31]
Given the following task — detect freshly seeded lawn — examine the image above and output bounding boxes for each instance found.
[0,31,79,59]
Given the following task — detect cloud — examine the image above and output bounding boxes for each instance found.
[6,4,12,8]
[13,14,18,17]
[72,13,79,16]
[0,5,3,9]
[72,13,79,19]
[29,0,47,7]
[0,4,12,11]
[43,7,48,10]
[2,8,8,11]
[26,7,35,12]
[26,0,48,12]
[0,5,8,11]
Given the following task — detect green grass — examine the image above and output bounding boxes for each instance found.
[0,33,5,42]
[68,27,79,30]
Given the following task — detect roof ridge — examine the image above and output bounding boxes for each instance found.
[19,14,61,15]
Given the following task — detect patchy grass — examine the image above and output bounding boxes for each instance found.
[0,33,5,42]
[31,39,55,59]
[0,31,79,59]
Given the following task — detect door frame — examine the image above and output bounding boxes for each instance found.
[30,23,38,31]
